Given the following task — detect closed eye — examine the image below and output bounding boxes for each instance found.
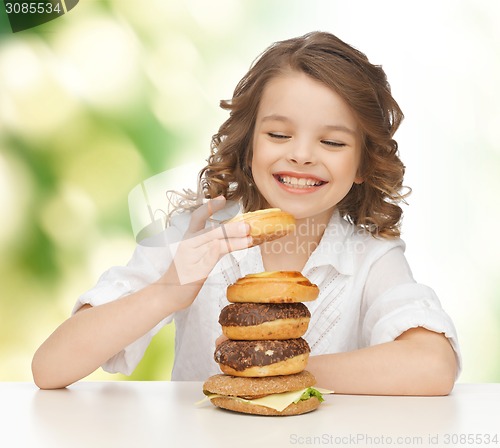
[268,132,291,140]
[321,140,346,148]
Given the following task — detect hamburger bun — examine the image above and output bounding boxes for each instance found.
[214,338,310,377]
[226,208,295,246]
[204,370,317,396]
[210,395,321,416]
[219,303,311,340]
[203,370,323,416]
[227,271,320,304]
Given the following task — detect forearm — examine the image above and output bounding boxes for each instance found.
[32,274,198,390]
[307,328,457,396]
[32,197,251,390]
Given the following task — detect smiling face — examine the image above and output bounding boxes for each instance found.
[251,71,363,221]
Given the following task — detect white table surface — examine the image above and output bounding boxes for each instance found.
[1,382,499,448]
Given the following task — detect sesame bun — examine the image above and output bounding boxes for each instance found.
[203,371,321,416]
[214,338,310,377]
[226,271,320,304]
[219,303,311,340]
[226,208,295,246]
[204,370,316,396]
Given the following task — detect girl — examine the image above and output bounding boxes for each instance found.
[32,31,460,394]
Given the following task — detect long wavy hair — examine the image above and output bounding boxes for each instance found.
[190,31,409,238]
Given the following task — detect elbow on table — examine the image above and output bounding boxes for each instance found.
[426,369,456,396]
[31,354,70,390]
[31,365,52,391]
[418,344,458,396]
[433,359,457,396]
[32,370,70,390]
[32,376,57,391]
[398,328,458,396]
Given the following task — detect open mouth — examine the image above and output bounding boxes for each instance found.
[274,174,327,189]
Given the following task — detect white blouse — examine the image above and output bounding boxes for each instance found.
[75,203,461,380]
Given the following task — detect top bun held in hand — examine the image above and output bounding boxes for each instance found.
[226,208,295,246]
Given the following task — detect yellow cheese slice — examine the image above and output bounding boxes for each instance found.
[197,387,333,412]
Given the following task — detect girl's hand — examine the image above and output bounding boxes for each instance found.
[215,334,228,347]
[159,196,251,307]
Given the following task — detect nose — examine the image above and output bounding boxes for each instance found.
[286,139,316,165]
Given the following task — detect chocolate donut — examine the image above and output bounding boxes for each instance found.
[214,338,310,377]
[219,303,311,340]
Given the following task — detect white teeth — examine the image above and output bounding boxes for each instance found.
[278,175,323,188]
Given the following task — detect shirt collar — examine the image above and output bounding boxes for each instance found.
[224,206,358,277]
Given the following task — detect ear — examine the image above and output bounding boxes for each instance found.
[354,162,364,185]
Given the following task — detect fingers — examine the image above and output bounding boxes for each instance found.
[218,234,252,254]
[176,222,250,262]
[215,334,228,347]
[186,232,251,262]
[188,196,226,233]
[186,196,251,249]
[187,220,250,248]
[173,231,250,285]
[170,198,252,286]
[173,239,220,285]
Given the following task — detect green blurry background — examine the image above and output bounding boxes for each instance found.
[1,0,499,383]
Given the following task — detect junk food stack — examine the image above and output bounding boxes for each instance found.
[202,271,333,416]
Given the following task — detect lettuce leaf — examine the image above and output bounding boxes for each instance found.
[294,387,325,404]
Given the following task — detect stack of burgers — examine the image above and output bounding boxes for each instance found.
[203,270,332,416]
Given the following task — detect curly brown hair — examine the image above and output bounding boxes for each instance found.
[199,31,409,238]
